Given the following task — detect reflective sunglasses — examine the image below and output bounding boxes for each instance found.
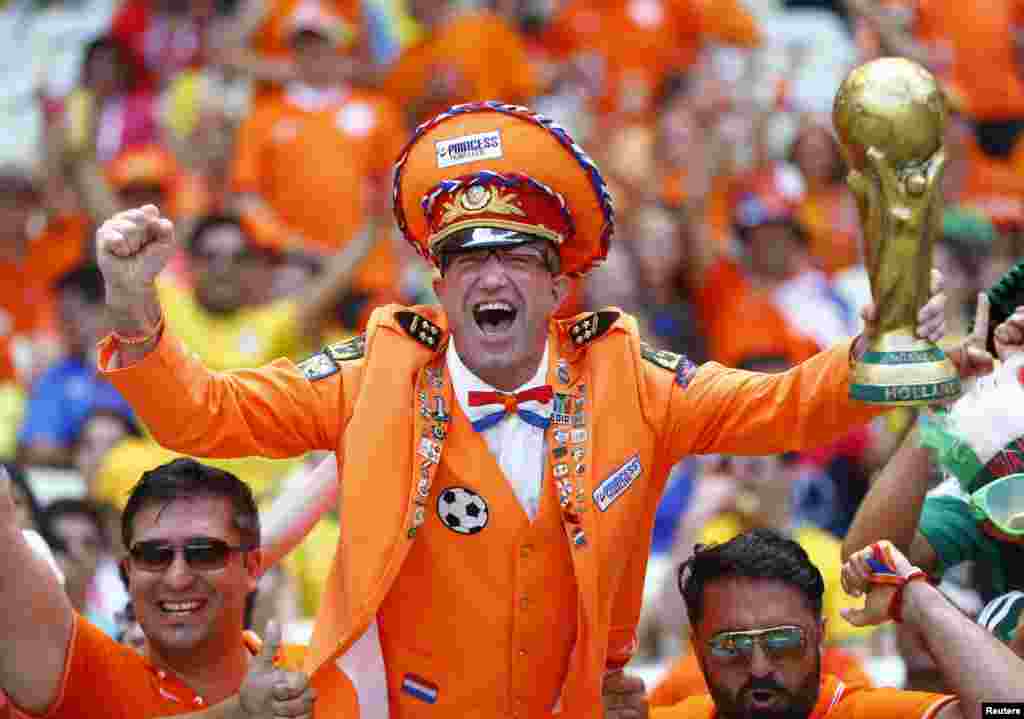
[128,537,254,572]
[707,625,806,661]
[970,473,1024,538]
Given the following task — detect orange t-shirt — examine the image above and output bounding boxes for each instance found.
[648,648,873,708]
[543,0,760,115]
[694,258,820,369]
[381,10,538,126]
[31,615,305,719]
[912,0,1024,120]
[651,674,956,719]
[796,187,862,277]
[230,87,405,294]
[0,214,89,384]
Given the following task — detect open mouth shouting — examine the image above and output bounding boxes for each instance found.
[472,300,519,337]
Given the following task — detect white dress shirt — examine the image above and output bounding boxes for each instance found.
[448,340,551,520]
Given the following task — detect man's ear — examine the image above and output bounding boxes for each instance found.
[119,558,130,589]
[552,274,571,311]
[245,549,263,592]
[432,273,445,303]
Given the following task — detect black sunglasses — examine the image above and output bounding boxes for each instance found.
[128,537,254,572]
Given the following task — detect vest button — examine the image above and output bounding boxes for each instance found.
[520,544,533,559]
[519,596,529,610]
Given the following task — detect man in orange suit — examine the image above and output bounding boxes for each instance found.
[92,102,952,718]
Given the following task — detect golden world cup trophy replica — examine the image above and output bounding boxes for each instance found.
[833,57,962,405]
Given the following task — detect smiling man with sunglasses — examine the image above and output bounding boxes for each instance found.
[91,101,957,718]
[654,530,1023,719]
[0,458,315,719]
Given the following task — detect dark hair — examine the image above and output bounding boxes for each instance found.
[678,529,824,627]
[42,498,110,550]
[80,35,136,91]
[185,213,253,257]
[121,458,260,550]
[54,263,105,304]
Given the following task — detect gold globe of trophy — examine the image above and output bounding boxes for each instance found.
[833,57,961,405]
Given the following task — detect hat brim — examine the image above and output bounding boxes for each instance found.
[439,227,549,254]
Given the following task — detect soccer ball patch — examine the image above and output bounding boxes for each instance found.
[437,487,489,535]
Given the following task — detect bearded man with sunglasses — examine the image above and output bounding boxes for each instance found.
[0,458,315,719]
[92,102,956,718]
[654,530,1023,719]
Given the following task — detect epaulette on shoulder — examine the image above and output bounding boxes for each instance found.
[640,342,699,389]
[395,310,443,350]
[297,334,365,382]
[568,310,620,347]
[325,334,366,363]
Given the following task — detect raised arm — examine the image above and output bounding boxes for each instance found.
[844,541,1024,719]
[0,466,74,714]
[842,426,940,572]
[94,206,347,459]
[259,455,340,572]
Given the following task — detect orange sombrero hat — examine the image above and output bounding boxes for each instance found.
[393,102,615,276]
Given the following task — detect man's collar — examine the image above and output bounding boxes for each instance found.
[447,339,550,419]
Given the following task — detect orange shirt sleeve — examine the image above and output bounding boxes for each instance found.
[832,687,956,719]
[654,339,880,460]
[36,615,137,719]
[97,328,348,459]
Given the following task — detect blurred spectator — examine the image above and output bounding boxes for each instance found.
[214,0,369,106]
[16,265,134,468]
[230,2,406,311]
[42,497,123,636]
[0,0,117,168]
[381,0,538,127]
[789,119,861,276]
[934,209,995,344]
[109,0,216,94]
[541,0,761,119]
[72,402,140,496]
[1,462,46,535]
[58,36,160,167]
[682,166,857,368]
[0,168,88,388]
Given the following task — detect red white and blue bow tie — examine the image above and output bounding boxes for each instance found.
[467,385,553,432]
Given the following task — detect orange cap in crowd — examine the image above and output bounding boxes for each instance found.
[393,102,615,277]
[287,0,354,48]
[106,144,180,192]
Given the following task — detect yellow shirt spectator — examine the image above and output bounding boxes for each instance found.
[157,280,308,370]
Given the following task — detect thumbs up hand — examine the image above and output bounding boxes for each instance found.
[239,621,316,719]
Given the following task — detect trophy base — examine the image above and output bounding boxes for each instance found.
[850,333,962,406]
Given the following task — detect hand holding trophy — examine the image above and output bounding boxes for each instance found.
[833,57,962,405]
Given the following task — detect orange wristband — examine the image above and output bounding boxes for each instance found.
[112,314,164,346]
[889,569,929,623]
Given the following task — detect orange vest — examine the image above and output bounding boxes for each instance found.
[378,403,577,715]
[98,304,880,718]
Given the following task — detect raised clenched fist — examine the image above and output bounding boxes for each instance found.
[95,205,177,304]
